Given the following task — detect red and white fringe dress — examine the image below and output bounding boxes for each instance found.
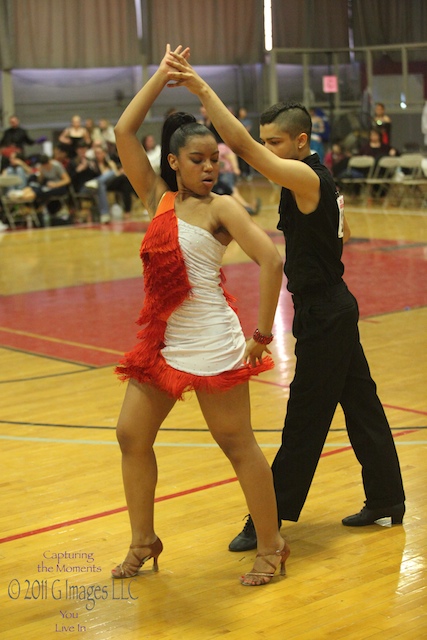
[115,191,274,399]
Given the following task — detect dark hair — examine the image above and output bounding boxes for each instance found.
[160,111,216,190]
[260,101,312,140]
[39,154,50,165]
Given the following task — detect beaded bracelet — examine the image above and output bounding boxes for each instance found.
[253,328,274,345]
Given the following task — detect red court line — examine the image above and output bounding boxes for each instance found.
[0,430,416,546]
[0,478,237,545]
[383,404,427,417]
[255,379,427,418]
[320,429,416,457]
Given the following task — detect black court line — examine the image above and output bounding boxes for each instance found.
[0,419,425,433]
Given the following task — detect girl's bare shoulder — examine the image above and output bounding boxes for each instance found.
[209,192,241,212]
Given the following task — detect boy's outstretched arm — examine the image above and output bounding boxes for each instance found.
[167,51,254,157]
[166,51,318,199]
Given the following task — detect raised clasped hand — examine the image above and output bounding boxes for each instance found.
[243,338,271,368]
[159,44,190,84]
[164,47,203,93]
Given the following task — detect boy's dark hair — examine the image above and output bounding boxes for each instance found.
[260,101,312,140]
[160,112,216,191]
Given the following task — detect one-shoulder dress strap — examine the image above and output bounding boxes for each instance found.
[155,191,177,217]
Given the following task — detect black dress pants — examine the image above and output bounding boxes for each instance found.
[271,281,405,521]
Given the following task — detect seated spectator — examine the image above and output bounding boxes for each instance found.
[331,144,370,196]
[58,115,91,158]
[358,129,399,198]
[213,142,261,215]
[92,118,117,159]
[68,141,98,193]
[83,145,135,222]
[29,154,71,217]
[1,151,37,201]
[53,143,72,170]
[324,142,351,178]
[141,134,161,174]
[359,128,395,161]
[85,117,96,143]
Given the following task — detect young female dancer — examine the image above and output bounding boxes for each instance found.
[111,45,288,586]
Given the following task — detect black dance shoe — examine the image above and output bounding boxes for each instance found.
[342,503,405,527]
[228,514,282,552]
[229,515,257,552]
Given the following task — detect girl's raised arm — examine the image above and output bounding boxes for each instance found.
[114,45,189,216]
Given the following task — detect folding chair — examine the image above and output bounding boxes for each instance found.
[387,154,426,208]
[67,184,100,222]
[340,155,375,202]
[41,188,74,225]
[0,174,40,229]
[365,156,400,204]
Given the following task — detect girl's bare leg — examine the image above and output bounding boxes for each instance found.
[196,383,285,578]
[116,379,176,546]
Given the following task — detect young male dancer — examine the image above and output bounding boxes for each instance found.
[167,49,405,552]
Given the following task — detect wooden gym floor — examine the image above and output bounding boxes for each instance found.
[0,178,426,639]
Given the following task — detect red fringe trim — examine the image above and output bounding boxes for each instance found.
[219,268,238,314]
[115,191,274,399]
[137,194,192,325]
[116,343,274,400]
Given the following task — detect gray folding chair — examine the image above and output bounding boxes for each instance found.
[387,154,426,208]
[340,155,376,202]
[365,156,400,204]
[67,184,100,223]
[0,174,40,229]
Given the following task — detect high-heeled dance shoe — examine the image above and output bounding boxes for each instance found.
[240,541,290,586]
[111,537,163,579]
[342,503,405,527]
